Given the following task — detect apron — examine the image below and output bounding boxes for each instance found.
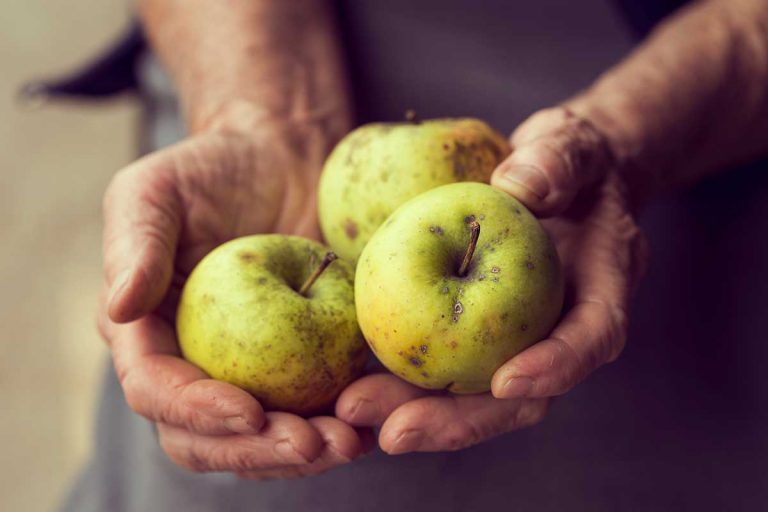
[63,1,768,510]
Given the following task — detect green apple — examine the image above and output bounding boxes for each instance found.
[355,182,564,393]
[176,235,367,415]
[318,117,510,263]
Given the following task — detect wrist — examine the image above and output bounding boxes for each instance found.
[190,98,352,138]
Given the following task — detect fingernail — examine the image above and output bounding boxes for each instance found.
[500,164,550,200]
[502,376,534,398]
[326,446,353,463]
[387,430,424,455]
[223,415,259,435]
[109,268,132,307]
[273,440,309,464]
[347,399,380,425]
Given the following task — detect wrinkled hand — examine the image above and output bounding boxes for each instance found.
[336,107,648,454]
[99,123,372,479]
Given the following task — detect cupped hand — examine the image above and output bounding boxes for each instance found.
[336,107,648,454]
[99,121,372,479]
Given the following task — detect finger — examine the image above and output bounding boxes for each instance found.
[112,314,265,435]
[237,417,373,480]
[158,411,324,473]
[307,416,369,461]
[335,373,430,427]
[103,150,182,323]
[96,284,115,343]
[491,107,615,217]
[378,394,549,454]
[491,300,627,399]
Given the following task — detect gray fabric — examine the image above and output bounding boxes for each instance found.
[63,1,768,510]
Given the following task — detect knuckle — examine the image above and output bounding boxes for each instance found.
[536,106,572,126]
[535,137,577,182]
[441,420,481,451]
[547,336,586,394]
[157,380,200,429]
[183,440,214,473]
[515,399,550,427]
[158,432,209,473]
[403,400,434,424]
[184,453,209,473]
[225,451,261,473]
[582,301,628,365]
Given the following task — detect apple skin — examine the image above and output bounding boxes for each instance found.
[355,182,564,393]
[318,118,510,263]
[176,235,368,416]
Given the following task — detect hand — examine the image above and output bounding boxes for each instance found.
[99,118,372,479]
[336,107,648,454]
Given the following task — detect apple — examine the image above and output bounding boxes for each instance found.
[176,235,367,415]
[355,182,564,393]
[318,116,510,263]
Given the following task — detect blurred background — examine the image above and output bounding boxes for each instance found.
[0,0,137,510]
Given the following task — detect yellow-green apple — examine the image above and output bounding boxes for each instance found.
[355,182,563,393]
[318,117,510,263]
[176,235,367,415]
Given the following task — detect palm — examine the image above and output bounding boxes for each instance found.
[101,130,368,479]
[157,131,321,275]
[542,172,644,321]
[336,171,646,454]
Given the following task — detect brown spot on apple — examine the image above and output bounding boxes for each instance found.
[344,218,358,239]
[239,252,256,262]
[452,301,464,322]
[408,356,424,368]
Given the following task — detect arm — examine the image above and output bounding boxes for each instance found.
[337,0,768,453]
[489,0,768,218]
[567,0,768,206]
[138,0,352,134]
[101,1,367,478]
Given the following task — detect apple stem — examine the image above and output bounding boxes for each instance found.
[405,109,420,124]
[458,221,480,277]
[299,252,338,296]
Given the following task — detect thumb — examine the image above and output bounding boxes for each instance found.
[103,154,181,323]
[491,107,615,217]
